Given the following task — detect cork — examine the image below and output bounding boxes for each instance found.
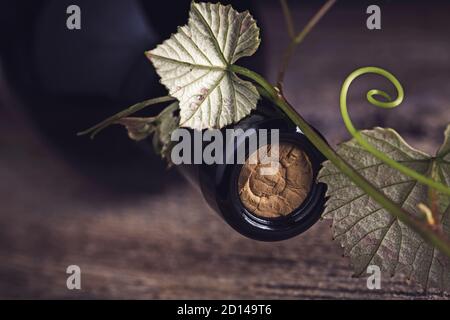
[238,143,313,218]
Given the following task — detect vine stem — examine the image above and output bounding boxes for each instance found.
[277,0,337,86]
[77,95,175,139]
[230,64,450,257]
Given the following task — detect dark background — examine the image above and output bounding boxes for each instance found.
[0,0,449,299]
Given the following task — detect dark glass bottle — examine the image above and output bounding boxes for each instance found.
[177,99,327,241]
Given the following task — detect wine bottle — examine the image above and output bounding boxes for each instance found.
[176,99,327,241]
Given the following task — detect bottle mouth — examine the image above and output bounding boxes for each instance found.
[237,142,314,219]
[226,133,327,241]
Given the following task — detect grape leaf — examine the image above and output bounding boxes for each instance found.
[318,125,450,292]
[146,2,260,130]
[116,102,180,161]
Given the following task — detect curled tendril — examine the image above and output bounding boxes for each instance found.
[340,66,450,196]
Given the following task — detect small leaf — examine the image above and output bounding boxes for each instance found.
[154,102,180,160]
[319,125,450,292]
[146,2,260,130]
[117,102,180,161]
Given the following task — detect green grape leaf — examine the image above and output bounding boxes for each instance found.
[146,2,260,130]
[318,125,450,292]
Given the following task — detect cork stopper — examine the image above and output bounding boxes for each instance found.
[238,143,313,218]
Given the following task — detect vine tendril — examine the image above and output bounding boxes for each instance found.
[340,66,450,196]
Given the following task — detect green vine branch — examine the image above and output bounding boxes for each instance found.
[277,0,337,87]
[279,0,295,40]
[230,64,450,258]
[340,67,450,196]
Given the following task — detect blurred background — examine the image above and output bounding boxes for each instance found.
[0,0,449,298]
